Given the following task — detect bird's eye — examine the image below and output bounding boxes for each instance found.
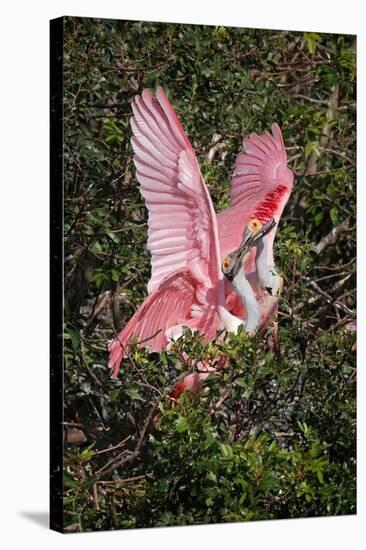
[249,218,262,233]
[222,256,232,271]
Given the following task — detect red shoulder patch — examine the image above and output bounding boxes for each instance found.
[169,382,186,400]
[253,184,288,221]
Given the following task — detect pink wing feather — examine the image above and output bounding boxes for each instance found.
[131,86,223,294]
[108,271,197,377]
[108,88,224,376]
[218,123,294,263]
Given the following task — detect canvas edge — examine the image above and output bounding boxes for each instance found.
[50,15,65,534]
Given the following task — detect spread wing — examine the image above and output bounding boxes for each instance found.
[218,124,294,262]
[230,123,292,210]
[130,87,223,294]
[108,271,197,377]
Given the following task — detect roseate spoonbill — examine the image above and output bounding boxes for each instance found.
[108,87,294,377]
[170,219,278,401]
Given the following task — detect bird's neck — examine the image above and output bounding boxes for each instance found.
[232,269,260,333]
[255,235,279,293]
[256,235,270,280]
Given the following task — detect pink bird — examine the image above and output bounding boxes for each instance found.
[108,87,294,378]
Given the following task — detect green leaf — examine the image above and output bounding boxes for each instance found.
[80,447,95,462]
[90,241,103,254]
[63,472,76,489]
[330,207,340,226]
[175,416,188,433]
[111,268,119,282]
[64,327,80,354]
[107,231,120,244]
[304,33,321,55]
[206,471,217,482]
[126,387,144,401]
[314,211,324,225]
[305,140,319,159]
[317,470,324,484]
[219,443,233,460]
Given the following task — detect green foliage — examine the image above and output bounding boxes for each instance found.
[63,17,356,532]
[303,33,322,55]
[63,328,355,530]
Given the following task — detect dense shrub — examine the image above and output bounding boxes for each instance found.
[63,17,356,531]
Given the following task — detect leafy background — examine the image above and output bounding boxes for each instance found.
[63,17,356,531]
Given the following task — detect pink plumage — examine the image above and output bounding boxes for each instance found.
[218,123,293,265]
[130,87,222,294]
[108,87,294,378]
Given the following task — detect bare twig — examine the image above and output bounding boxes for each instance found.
[323,148,355,166]
[136,329,163,346]
[97,475,146,484]
[326,316,356,332]
[96,403,158,478]
[85,290,112,328]
[93,483,100,510]
[80,329,106,389]
[313,218,350,254]
[95,435,132,456]
[301,167,347,177]
[292,94,328,105]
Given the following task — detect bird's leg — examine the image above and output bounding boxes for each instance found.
[255,235,283,297]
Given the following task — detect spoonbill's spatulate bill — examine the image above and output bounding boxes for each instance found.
[108,87,294,377]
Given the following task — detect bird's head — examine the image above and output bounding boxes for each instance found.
[222,218,276,281]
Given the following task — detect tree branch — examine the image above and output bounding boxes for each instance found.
[313,218,350,254]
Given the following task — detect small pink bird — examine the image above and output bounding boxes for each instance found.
[108,87,294,378]
[169,353,228,403]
